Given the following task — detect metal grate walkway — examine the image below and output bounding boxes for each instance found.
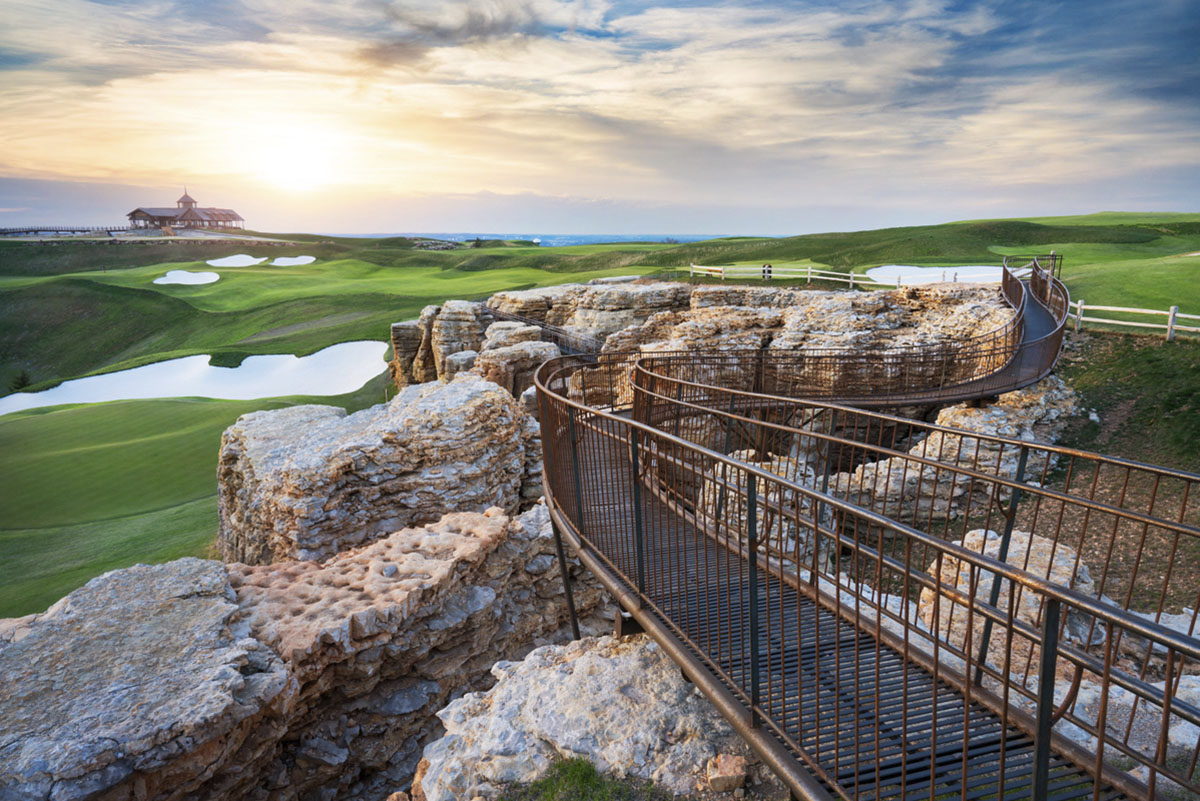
[569,423,1123,801]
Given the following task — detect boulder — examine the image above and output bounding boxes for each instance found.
[418,635,756,801]
[217,375,537,564]
[487,286,582,323]
[0,507,609,801]
[444,350,477,379]
[432,301,486,378]
[0,559,290,801]
[549,282,692,341]
[473,341,561,397]
[482,321,542,351]
[390,320,423,386]
[918,528,1095,688]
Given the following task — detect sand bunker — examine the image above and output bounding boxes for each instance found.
[867,265,1009,285]
[271,255,316,266]
[0,341,388,416]
[153,270,220,286]
[207,254,268,267]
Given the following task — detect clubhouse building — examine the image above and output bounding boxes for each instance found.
[127,191,245,230]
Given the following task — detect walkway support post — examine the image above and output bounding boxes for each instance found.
[975,444,1029,685]
[1033,598,1062,801]
[747,472,761,728]
[552,518,582,640]
[630,428,647,593]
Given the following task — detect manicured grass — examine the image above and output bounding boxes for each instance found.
[0,374,393,617]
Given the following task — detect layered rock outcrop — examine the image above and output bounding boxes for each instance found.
[828,376,1078,519]
[0,506,607,801]
[473,341,561,397]
[218,375,537,565]
[481,321,541,351]
[416,635,774,801]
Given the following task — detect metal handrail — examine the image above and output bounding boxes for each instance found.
[535,267,1200,801]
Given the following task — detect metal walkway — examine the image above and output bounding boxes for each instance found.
[569,422,1122,801]
[535,260,1200,801]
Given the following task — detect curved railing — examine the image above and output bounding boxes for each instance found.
[535,262,1199,801]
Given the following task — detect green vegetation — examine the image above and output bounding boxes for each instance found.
[499,758,673,801]
[0,373,393,616]
[1,212,1198,617]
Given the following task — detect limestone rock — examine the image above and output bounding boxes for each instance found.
[551,282,692,341]
[390,321,423,386]
[432,300,486,378]
[0,506,609,801]
[829,376,1078,520]
[411,305,441,383]
[487,285,582,323]
[482,321,542,351]
[419,635,752,801]
[217,375,537,564]
[918,528,1095,687]
[444,350,477,379]
[706,754,747,792]
[0,559,290,801]
[473,340,561,397]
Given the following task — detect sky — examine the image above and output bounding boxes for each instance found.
[0,0,1197,234]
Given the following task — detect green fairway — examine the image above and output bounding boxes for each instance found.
[2,215,1198,618]
[0,375,393,617]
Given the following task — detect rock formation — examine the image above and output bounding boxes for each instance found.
[390,321,423,385]
[416,635,775,801]
[218,375,538,564]
[0,506,608,801]
[918,528,1095,688]
[473,340,561,397]
[829,376,1078,519]
[431,301,487,378]
[481,321,541,351]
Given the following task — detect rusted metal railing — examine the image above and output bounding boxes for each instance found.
[534,262,1200,801]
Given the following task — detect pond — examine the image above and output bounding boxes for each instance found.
[0,341,389,416]
[866,264,1012,285]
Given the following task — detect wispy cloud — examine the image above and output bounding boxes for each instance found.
[0,0,1196,230]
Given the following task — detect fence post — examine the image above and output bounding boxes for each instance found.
[1075,299,1084,333]
[975,445,1028,685]
[630,428,647,593]
[807,264,812,284]
[848,272,855,289]
[1167,305,1179,341]
[747,472,761,728]
[720,265,725,281]
[1032,598,1062,801]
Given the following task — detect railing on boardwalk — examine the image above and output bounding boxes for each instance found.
[538,349,1200,801]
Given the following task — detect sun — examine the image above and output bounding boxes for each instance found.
[249,133,341,192]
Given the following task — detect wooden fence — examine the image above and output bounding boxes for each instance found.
[688,263,1196,341]
[687,262,1027,288]
[1069,299,1198,340]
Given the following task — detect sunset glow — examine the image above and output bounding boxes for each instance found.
[0,0,1196,232]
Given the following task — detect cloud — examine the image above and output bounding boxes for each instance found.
[0,0,1196,230]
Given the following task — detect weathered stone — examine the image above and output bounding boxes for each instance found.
[473,340,561,397]
[432,300,486,378]
[419,635,758,801]
[0,559,290,801]
[482,321,542,351]
[217,375,537,564]
[487,285,581,322]
[390,321,423,386]
[0,507,609,801]
[549,282,692,340]
[444,350,477,379]
[918,528,1095,687]
[706,754,747,792]
[829,376,1078,519]
[411,305,441,383]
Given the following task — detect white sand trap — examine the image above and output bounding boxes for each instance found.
[153,270,220,285]
[207,254,268,267]
[0,341,388,416]
[271,255,316,266]
[867,264,1009,285]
